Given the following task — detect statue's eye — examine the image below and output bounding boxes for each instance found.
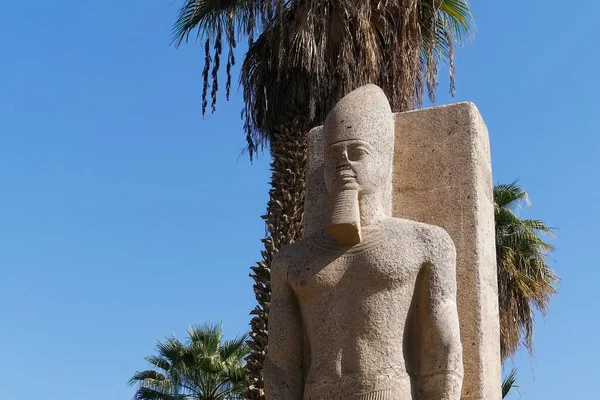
[348,146,369,161]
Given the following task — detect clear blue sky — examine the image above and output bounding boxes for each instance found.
[0,1,597,399]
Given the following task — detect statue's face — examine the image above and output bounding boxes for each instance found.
[324,139,382,196]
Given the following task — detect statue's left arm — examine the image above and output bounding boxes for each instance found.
[415,229,463,400]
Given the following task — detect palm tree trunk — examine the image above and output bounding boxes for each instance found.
[246,117,308,400]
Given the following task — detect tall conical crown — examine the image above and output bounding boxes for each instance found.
[323,84,394,153]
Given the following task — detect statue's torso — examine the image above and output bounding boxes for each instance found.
[281,218,441,399]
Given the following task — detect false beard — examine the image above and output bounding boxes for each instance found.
[327,188,362,245]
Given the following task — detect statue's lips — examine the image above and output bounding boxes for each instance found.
[332,166,358,189]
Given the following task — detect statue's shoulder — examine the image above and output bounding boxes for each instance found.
[270,237,312,281]
[382,217,455,256]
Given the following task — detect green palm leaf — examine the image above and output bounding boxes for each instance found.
[133,387,187,400]
[495,181,559,359]
[144,355,173,372]
[501,368,519,398]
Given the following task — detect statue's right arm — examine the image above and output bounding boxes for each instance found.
[264,251,304,400]
[413,228,463,400]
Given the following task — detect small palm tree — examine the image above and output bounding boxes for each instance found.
[494,181,559,360]
[501,368,519,399]
[129,323,249,400]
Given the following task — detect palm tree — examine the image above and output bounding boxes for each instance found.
[173,0,473,153]
[173,2,474,398]
[501,368,519,399]
[129,323,249,400]
[494,181,559,360]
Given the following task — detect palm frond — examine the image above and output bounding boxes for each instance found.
[133,387,186,400]
[129,370,169,386]
[172,0,253,46]
[155,337,185,366]
[502,368,518,398]
[145,356,172,372]
[494,179,530,209]
[419,0,474,101]
[173,0,262,114]
[438,0,475,41]
[188,322,223,344]
[495,181,560,359]
[220,334,249,362]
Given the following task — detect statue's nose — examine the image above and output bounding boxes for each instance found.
[336,151,351,170]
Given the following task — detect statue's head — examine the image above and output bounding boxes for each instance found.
[322,84,395,245]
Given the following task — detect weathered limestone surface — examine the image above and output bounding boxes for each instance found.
[265,85,463,400]
[306,101,501,400]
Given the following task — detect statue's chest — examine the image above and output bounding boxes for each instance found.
[290,246,416,297]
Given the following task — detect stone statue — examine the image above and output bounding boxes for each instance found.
[264,85,463,400]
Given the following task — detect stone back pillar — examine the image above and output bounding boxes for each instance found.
[392,102,501,400]
[305,102,501,400]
